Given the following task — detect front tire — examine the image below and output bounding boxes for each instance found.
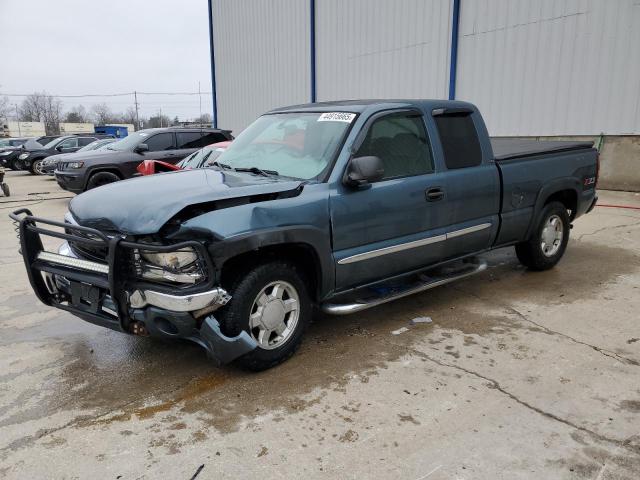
[217,261,311,371]
[30,158,44,175]
[85,171,120,190]
[516,201,570,271]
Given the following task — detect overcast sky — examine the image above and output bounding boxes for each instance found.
[0,0,213,121]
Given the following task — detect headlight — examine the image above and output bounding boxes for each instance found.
[18,153,29,160]
[138,247,203,284]
[66,161,84,169]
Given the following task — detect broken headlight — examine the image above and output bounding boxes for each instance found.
[138,247,204,284]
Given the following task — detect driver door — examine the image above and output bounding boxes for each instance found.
[330,110,450,290]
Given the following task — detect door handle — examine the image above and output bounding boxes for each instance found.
[425,187,444,202]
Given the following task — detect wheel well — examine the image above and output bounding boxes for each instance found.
[220,243,321,301]
[545,189,577,219]
[88,168,123,179]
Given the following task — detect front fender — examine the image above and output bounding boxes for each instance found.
[208,226,335,299]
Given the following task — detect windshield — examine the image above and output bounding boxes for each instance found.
[78,139,115,152]
[42,137,66,149]
[216,112,355,179]
[105,131,149,151]
[0,140,10,147]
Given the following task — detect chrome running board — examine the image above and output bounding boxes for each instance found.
[322,257,487,315]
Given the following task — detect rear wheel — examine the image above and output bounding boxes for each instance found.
[217,261,311,371]
[515,201,570,271]
[85,171,120,191]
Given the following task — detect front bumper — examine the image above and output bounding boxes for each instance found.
[54,171,85,193]
[9,208,257,364]
[41,162,57,175]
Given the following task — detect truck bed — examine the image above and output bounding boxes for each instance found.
[491,138,594,161]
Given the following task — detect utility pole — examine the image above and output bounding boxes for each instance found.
[14,105,21,136]
[159,107,162,128]
[198,81,202,125]
[133,91,140,131]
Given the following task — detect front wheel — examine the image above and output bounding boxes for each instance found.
[85,171,120,191]
[30,158,44,175]
[217,261,311,371]
[515,201,570,271]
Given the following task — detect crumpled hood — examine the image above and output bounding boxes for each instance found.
[69,168,303,235]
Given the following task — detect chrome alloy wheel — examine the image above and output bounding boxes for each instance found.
[249,281,300,350]
[33,159,45,175]
[541,214,564,257]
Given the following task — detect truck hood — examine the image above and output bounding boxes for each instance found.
[69,168,304,235]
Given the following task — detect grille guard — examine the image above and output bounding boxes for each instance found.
[9,208,217,332]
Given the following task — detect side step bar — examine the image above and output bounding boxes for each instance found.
[322,257,487,316]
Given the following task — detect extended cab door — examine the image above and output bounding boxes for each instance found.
[430,108,500,259]
[330,110,451,289]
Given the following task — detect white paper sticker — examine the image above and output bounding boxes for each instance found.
[318,112,356,123]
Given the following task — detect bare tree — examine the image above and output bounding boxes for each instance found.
[122,106,138,127]
[64,105,89,123]
[194,113,212,125]
[18,92,61,134]
[0,96,10,121]
[18,92,47,122]
[90,103,115,125]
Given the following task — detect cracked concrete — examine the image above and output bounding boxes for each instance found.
[1,172,640,479]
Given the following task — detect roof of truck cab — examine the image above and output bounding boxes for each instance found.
[268,99,476,114]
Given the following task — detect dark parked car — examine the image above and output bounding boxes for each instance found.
[11,100,598,370]
[16,134,113,174]
[54,127,233,192]
[41,138,117,175]
[0,137,30,169]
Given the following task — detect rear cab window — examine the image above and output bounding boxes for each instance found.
[433,111,483,169]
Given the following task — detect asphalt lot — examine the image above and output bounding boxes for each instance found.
[1,170,639,479]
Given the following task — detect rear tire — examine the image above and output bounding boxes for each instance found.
[515,201,570,271]
[217,261,311,371]
[85,171,120,191]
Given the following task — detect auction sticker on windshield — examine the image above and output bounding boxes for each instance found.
[318,112,356,123]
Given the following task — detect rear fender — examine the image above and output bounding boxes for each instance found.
[525,178,580,240]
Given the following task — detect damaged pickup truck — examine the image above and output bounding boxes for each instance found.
[11,100,599,370]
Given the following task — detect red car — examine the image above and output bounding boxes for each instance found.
[136,141,231,176]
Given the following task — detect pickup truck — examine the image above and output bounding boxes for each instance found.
[11,100,599,371]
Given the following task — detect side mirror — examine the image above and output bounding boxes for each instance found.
[344,156,384,189]
[135,143,149,153]
[55,145,63,152]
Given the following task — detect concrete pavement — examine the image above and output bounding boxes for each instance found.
[1,171,639,479]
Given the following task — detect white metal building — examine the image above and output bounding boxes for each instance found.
[208,0,640,189]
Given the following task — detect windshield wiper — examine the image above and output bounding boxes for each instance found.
[210,161,233,170]
[235,166,279,177]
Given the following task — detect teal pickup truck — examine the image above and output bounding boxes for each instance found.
[12,99,598,370]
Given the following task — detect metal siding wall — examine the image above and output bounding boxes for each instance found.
[212,0,310,133]
[457,0,640,136]
[315,0,453,101]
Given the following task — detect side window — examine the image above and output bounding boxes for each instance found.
[355,113,434,180]
[199,132,229,145]
[58,138,78,149]
[145,133,175,151]
[176,132,203,149]
[78,137,95,147]
[433,113,482,169]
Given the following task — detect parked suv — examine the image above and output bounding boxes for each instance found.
[54,127,233,192]
[41,138,117,175]
[16,134,113,174]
